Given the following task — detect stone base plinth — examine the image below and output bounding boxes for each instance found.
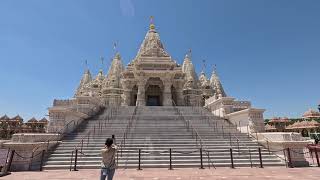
[258,132,310,167]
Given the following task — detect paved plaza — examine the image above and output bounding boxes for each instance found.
[3,167,320,180]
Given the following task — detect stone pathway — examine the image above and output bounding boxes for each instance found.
[3,167,320,180]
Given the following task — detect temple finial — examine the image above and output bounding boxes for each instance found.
[113,42,118,54]
[213,64,217,74]
[100,56,104,70]
[149,16,155,30]
[84,59,88,71]
[201,59,206,73]
[185,48,192,59]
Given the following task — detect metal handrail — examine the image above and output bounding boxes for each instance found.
[171,102,203,148]
[199,107,288,163]
[35,106,104,151]
[69,106,112,169]
[69,106,137,170]
[199,107,263,149]
[73,131,91,153]
[247,124,288,162]
[189,106,265,166]
[32,115,88,153]
[117,106,138,169]
[72,107,109,149]
[5,106,104,172]
[171,101,216,168]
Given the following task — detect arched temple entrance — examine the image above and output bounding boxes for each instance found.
[145,77,163,106]
[130,85,138,106]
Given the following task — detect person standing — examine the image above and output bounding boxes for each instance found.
[100,138,117,180]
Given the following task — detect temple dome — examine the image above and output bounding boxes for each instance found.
[135,22,170,59]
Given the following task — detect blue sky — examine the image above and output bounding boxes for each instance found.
[0,0,319,120]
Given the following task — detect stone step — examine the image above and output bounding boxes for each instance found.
[56,142,259,146]
[48,152,276,158]
[44,158,282,166]
[44,106,284,169]
[42,162,284,170]
[51,148,271,154]
[44,162,282,169]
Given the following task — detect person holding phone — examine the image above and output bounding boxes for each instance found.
[100,138,117,180]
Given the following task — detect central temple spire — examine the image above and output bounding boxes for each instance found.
[134,16,170,59]
[149,16,155,30]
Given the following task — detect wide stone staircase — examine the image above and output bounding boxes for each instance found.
[43,106,284,169]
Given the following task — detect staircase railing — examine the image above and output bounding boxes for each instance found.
[198,107,288,164]
[69,105,138,171]
[1,106,104,172]
[31,106,104,155]
[117,106,138,169]
[247,124,288,163]
[69,106,115,171]
[187,105,268,167]
[171,101,216,168]
[33,106,104,153]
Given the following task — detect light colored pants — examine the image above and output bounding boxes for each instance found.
[100,168,115,180]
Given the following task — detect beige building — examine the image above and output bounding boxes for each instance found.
[74,21,226,107]
[48,20,265,134]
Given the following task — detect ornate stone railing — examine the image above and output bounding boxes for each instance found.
[233,101,251,111]
[53,99,76,107]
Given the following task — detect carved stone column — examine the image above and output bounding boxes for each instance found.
[121,89,131,106]
[163,82,172,106]
[136,80,146,106]
[121,80,132,106]
[175,83,184,106]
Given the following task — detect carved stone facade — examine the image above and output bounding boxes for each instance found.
[74,21,227,107]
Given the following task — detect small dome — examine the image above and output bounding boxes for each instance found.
[11,115,23,121]
[0,115,10,120]
[303,109,320,118]
[269,117,289,123]
[27,117,38,123]
[287,120,320,129]
[39,117,48,123]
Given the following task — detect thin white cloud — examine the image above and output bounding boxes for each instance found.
[120,0,135,17]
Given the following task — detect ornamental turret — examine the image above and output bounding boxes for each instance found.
[93,69,105,83]
[199,71,210,88]
[89,69,105,91]
[210,66,227,99]
[182,53,198,89]
[75,68,92,96]
[95,56,105,82]
[104,53,124,89]
[101,52,125,106]
[79,69,92,86]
